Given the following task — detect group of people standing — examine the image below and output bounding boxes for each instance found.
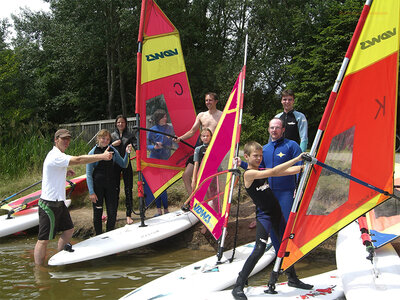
[34,88,312,299]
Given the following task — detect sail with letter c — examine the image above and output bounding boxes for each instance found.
[136,0,198,206]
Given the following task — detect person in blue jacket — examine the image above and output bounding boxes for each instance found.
[239,119,308,292]
[86,129,132,235]
[275,89,308,151]
[147,109,176,216]
[147,109,176,160]
[241,118,302,222]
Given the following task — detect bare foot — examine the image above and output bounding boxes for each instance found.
[126,216,133,225]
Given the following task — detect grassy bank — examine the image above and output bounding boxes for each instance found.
[0,123,90,201]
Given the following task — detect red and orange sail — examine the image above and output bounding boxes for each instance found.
[190,67,245,240]
[136,0,198,201]
[280,0,400,270]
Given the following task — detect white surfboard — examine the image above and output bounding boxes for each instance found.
[336,221,400,300]
[0,200,71,238]
[48,209,198,266]
[120,241,276,300]
[203,269,343,300]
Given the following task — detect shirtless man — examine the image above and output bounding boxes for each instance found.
[175,92,222,195]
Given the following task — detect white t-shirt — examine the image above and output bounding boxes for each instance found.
[41,146,72,201]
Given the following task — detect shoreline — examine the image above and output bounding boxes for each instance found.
[69,198,337,260]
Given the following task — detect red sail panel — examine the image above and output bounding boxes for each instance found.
[190,69,244,240]
[281,0,399,270]
[137,0,197,199]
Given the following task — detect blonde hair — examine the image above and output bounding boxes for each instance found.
[96,129,111,143]
[244,141,262,156]
[201,127,213,136]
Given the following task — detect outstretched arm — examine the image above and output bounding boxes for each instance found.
[248,153,305,182]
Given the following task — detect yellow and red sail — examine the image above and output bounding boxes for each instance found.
[190,67,245,240]
[280,0,400,270]
[136,0,198,200]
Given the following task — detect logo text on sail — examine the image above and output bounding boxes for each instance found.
[360,28,396,50]
[146,49,178,61]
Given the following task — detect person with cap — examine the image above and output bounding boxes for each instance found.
[34,129,113,266]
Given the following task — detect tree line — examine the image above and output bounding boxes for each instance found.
[0,0,365,147]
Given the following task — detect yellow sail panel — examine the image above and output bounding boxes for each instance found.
[347,0,400,74]
[141,34,186,84]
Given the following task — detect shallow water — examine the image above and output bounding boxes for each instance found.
[0,231,336,300]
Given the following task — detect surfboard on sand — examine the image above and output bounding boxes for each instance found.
[336,221,400,300]
[119,241,276,300]
[203,269,344,300]
[48,210,198,266]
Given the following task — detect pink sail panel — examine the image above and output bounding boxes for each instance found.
[190,69,244,240]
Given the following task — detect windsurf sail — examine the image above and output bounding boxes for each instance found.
[270,0,400,277]
[136,0,198,220]
[189,36,247,257]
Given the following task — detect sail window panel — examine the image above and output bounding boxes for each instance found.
[146,94,178,160]
[307,127,355,215]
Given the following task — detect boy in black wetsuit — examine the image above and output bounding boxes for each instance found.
[232,141,312,300]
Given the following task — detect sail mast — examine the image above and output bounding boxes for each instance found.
[135,0,148,227]
[217,34,248,262]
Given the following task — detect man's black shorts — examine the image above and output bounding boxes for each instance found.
[38,199,74,240]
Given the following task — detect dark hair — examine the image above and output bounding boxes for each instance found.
[153,109,167,124]
[205,92,218,101]
[281,89,295,99]
[115,115,128,128]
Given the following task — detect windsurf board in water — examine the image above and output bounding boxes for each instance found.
[120,241,276,299]
[336,221,400,300]
[203,269,343,300]
[48,210,198,266]
[0,200,71,238]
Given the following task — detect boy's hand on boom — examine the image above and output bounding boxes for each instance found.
[234,157,242,166]
[103,147,114,160]
[301,153,315,163]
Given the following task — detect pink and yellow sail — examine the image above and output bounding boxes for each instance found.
[136,0,198,201]
[190,67,245,240]
[280,0,400,270]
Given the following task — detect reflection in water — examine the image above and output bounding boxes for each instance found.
[0,233,336,299]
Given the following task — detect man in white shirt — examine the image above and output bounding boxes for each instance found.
[34,129,113,265]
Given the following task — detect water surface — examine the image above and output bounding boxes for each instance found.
[0,230,336,300]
